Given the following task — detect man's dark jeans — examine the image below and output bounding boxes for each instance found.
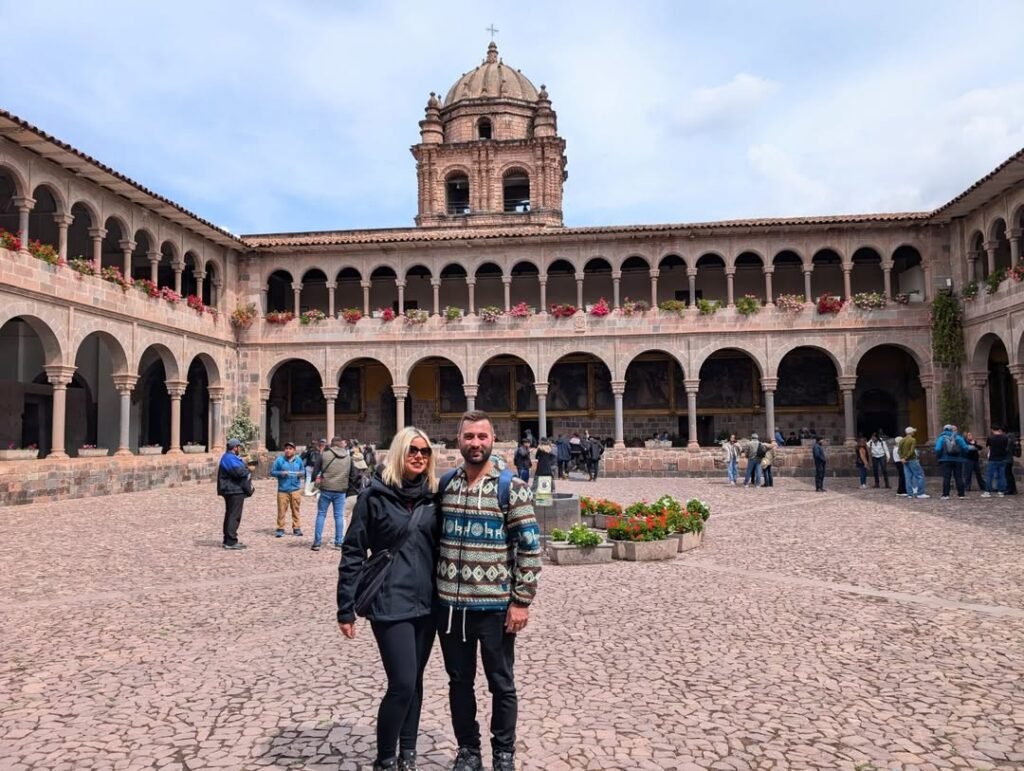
[814,461,826,491]
[222,494,245,545]
[871,456,889,487]
[437,608,517,754]
[940,461,965,497]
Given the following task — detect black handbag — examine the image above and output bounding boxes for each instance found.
[241,475,255,498]
[353,502,428,617]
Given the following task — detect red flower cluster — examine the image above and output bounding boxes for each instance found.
[548,303,577,318]
[0,227,22,251]
[816,293,844,314]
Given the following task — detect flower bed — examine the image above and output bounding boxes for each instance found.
[658,299,687,315]
[619,298,649,316]
[28,240,62,266]
[697,298,721,315]
[508,301,534,319]
[548,523,612,565]
[404,308,429,325]
[0,227,22,251]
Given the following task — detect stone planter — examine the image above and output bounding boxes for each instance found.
[611,539,678,561]
[78,448,110,458]
[183,445,206,454]
[677,531,703,552]
[547,542,613,565]
[580,513,599,529]
[533,492,581,535]
[0,449,39,461]
[139,446,163,456]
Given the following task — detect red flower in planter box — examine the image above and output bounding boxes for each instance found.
[0,227,22,251]
[816,293,844,314]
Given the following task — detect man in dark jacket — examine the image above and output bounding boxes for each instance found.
[513,439,532,482]
[554,435,571,479]
[812,437,827,492]
[313,437,362,551]
[218,438,252,550]
[934,424,969,499]
[585,433,604,481]
[982,425,1010,497]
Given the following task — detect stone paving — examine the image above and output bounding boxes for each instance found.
[1,473,1023,770]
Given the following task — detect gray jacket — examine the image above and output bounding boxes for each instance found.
[316,447,359,493]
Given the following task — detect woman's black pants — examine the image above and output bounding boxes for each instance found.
[370,615,436,763]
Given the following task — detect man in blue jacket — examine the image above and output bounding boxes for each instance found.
[270,441,305,537]
[218,438,252,550]
[934,424,969,500]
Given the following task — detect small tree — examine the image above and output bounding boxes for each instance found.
[226,399,259,451]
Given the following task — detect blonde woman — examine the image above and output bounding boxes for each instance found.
[337,427,439,771]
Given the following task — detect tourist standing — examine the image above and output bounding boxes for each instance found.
[893,441,907,496]
[961,431,986,492]
[855,437,870,489]
[743,433,763,487]
[774,427,785,446]
[554,435,570,480]
[1005,432,1019,495]
[934,424,969,499]
[301,438,325,486]
[513,439,532,483]
[270,441,305,537]
[898,427,928,499]
[867,432,890,488]
[761,441,775,487]
[217,438,252,550]
[723,434,739,485]
[337,426,439,771]
[585,433,604,481]
[982,425,1009,497]
[534,437,555,493]
[812,437,827,492]
[313,437,361,551]
[437,410,541,771]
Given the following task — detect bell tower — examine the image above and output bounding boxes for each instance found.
[411,42,568,229]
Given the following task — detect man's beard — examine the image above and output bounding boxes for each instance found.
[460,444,492,466]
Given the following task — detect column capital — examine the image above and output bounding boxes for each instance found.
[360,281,372,289]
[983,240,999,253]
[534,381,549,398]
[760,377,778,391]
[118,239,136,253]
[610,379,626,396]
[259,387,271,401]
[803,267,814,275]
[321,386,339,400]
[392,385,409,399]
[967,372,989,389]
[761,266,774,275]
[1009,228,1022,240]
[500,276,512,286]
[325,281,337,290]
[171,259,186,272]
[687,269,698,279]
[881,259,894,270]
[538,275,548,285]
[53,213,74,227]
[146,250,161,262]
[165,379,188,399]
[88,227,107,240]
[44,364,76,387]
[724,269,736,277]
[649,269,660,279]
[836,375,858,391]
[11,195,35,212]
[1007,364,1024,378]
[684,378,700,393]
[431,278,442,288]
[918,373,936,389]
[112,373,138,392]
[207,386,226,402]
[611,270,622,280]
[395,279,407,289]
[463,384,479,398]
[291,282,303,292]
[574,272,585,282]
[465,278,476,287]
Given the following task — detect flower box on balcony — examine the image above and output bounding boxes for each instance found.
[0,449,39,461]
[78,448,110,458]
[139,446,163,456]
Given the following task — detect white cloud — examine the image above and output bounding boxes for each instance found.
[673,74,780,133]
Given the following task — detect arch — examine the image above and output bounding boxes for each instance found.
[474,261,504,279]
[29,185,61,250]
[299,268,329,314]
[988,218,1013,272]
[334,355,395,390]
[0,161,29,198]
[335,266,363,313]
[439,263,469,310]
[731,248,766,269]
[475,353,537,385]
[477,116,493,140]
[103,215,130,243]
[854,344,926,439]
[770,342,843,380]
[653,254,685,305]
[695,253,727,304]
[0,309,64,365]
[265,358,325,451]
[336,265,362,284]
[694,345,765,380]
[1012,202,1024,233]
[989,217,1008,241]
[265,354,324,388]
[74,329,129,375]
[970,331,1014,374]
[733,251,765,301]
[266,269,294,313]
[537,346,615,386]
[850,246,884,295]
[404,263,433,282]
[400,353,468,388]
[694,348,765,443]
[811,248,843,299]
[70,199,100,229]
[623,254,652,271]
[774,347,841,436]
[135,342,180,382]
[892,245,924,299]
[621,347,686,379]
[439,258,471,276]
[502,167,530,213]
[445,169,470,215]
[474,354,537,423]
[850,340,927,375]
[187,351,223,388]
[509,258,541,275]
[301,267,328,284]
[160,239,180,264]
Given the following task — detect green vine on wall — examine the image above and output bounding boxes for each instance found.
[931,291,964,368]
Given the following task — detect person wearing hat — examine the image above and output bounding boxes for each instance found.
[217,438,253,550]
[897,427,928,499]
[302,438,327,488]
[270,441,305,537]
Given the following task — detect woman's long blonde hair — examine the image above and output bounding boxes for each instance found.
[381,426,438,492]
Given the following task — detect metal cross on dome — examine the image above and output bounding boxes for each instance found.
[486,24,500,41]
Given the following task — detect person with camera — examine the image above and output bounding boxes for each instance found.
[336,427,439,771]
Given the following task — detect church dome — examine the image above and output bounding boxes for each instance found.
[444,42,539,107]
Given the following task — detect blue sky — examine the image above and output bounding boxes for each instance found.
[2,1,1023,234]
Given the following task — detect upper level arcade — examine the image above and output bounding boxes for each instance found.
[411,43,567,229]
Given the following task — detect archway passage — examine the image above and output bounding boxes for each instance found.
[985,338,1019,434]
[181,358,211,449]
[476,355,538,441]
[733,252,764,301]
[439,264,468,311]
[0,168,21,238]
[267,360,324,451]
[266,270,293,313]
[300,269,329,314]
[68,202,94,262]
[811,248,843,299]
[545,259,575,307]
[336,267,362,314]
[547,353,613,443]
[892,246,924,301]
[623,351,685,445]
[695,254,726,304]
[775,347,840,442]
[697,349,762,445]
[409,357,465,444]
[0,317,60,455]
[446,173,469,215]
[855,345,926,440]
[851,247,884,295]
[30,185,60,251]
[772,250,804,299]
[582,258,612,308]
[335,358,395,446]
[73,331,129,455]
[509,261,540,311]
[137,351,170,452]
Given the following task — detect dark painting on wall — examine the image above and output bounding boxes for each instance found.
[698,357,756,408]
[478,365,512,413]
[776,351,839,407]
[515,364,537,412]
[593,363,613,410]
[548,362,589,411]
[625,359,672,409]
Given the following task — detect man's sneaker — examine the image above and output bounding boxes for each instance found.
[311,542,321,552]
[981,492,991,497]
[275,529,285,538]
[998,492,1005,497]
[918,494,931,499]
[333,542,344,550]
[492,751,515,771]
[940,496,950,500]
[293,528,303,536]
[373,759,398,771]
[450,747,483,771]
[896,493,907,497]
[397,750,418,771]
[860,484,867,489]
[223,542,247,550]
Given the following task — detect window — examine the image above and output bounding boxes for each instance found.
[503,172,530,213]
[477,118,492,140]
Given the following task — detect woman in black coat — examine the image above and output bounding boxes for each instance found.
[337,426,439,771]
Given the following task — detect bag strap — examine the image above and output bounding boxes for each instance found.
[438,466,514,514]
[319,449,339,477]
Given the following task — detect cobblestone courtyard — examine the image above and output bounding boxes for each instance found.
[1,474,1022,771]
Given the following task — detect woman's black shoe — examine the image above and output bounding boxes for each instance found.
[373,759,397,770]
[451,747,483,771]
[397,750,418,771]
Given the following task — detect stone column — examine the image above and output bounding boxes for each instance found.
[119,240,136,279]
[761,377,778,440]
[538,276,548,313]
[966,251,980,282]
[208,386,225,452]
[463,384,478,413]
[112,374,138,455]
[763,267,774,305]
[1009,366,1024,437]
[89,227,106,265]
[44,365,76,458]
[12,196,33,251]
[725,270,735,307]
[502,276,512,312]
[431,279,441,316]
[361,281,371,317]
[575,272,585,309]
[611,270,622,310]
[984,241,997,277]
[396,280,407,314]
[259,286,269,314]
[393,385,409,432]
[212,279,223,310]
[536,382,549,439]
[291,282,302,318]
[326,281,337,318]
[837,375,857,445]
[1009,228,1021,264]
[969,372,989,436]
[166,380,187,454]
[258,388,270,451]
[649,269,660,309]
[842,265,852,301]
[172,261,185,295]
[920,374,939,441]
[147,251,161,284]
[54,213,73,263]
[466,279,476,315]
[322,387,338,443]
[685,378,700,448]
[687,270,697,308]
[881,260,894,299]
[803,268,814,304]
[610,380,625,448]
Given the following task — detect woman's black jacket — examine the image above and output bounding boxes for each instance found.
[337,476,439,624]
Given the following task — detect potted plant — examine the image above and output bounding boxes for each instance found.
[186,294,206,313]
[443,305,464,321]
[508,302,534,319]
[658,299,687,316]
[373,307,396,321]
[404,308,429,325]
[300,309,327,325]
[159,287,182,305]
[339,307,362,324]
[136,278,161,298]
[139,444,163,456]
[1010,262,1024,283]
[961,280,979,301]
[265,310,295,324]
[229,303,258,328]
[619,297,649,316]
[587,298,611,317]
[100,265,133,291]
[547,523,613,565]
[816,293,844,314]
[183,442,207,454]
[851,291,887,310]
[670,497,711,551]
[605,502,676,561]
[548,303,577,318]
[697,298,721,315]
[985,267,1007,295]
[0,443,39,461]
[78,444,109,458]
[479,305,504,323]
[893,293,911,304]
[0,227,22,251]
[735,294,761,316]
[774,293,805,312]
[68,257,97,276]
[28,240,62,266]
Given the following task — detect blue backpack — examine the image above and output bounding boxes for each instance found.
[438,467,515,514]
